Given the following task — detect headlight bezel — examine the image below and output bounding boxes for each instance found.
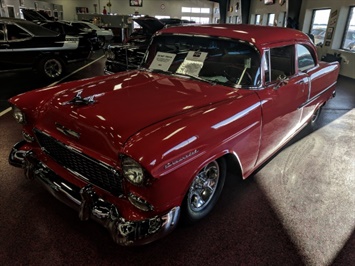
[106,49,116,60]
[121,155,146,186]
[12,106,26,124]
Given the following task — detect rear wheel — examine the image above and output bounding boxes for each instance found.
[37,56,65,80]
[311,106,322,124]
[182,158,226,224]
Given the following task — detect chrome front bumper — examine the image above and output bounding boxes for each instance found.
[9,141,180,246]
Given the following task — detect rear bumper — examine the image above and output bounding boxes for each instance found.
[9,141,180,246]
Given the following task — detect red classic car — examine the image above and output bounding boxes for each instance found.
[9,24,339,246]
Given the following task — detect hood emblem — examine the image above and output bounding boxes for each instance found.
[62,90,102,106]
[55,123,80,139]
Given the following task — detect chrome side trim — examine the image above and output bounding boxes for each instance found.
[298,81,337,109]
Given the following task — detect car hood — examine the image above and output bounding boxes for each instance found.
[133,17,165,34]
[37,71,239,152]
[22,9,48,23]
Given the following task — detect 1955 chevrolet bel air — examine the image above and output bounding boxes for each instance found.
[9,24,339,246]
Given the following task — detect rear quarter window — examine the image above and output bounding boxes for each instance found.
[296,44,316,72]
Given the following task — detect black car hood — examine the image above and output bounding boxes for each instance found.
[22,9,48,23]
[133,17,165,34]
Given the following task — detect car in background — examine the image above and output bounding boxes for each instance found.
[40,21,100,50]
[65,21,114,48]
[343,30,355,50]
[20,9,99,51]
[310,28,326,46]
[9,24,339,245]
[0,17,92,79]
[21,8,49,23]
[104,17,192,74]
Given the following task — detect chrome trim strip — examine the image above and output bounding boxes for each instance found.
[298,81,337,109]
[33,128,122,196]
[33,128,119,177]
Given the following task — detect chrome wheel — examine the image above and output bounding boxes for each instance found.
[311,107,321,124]
[182,158,226,224]
[43,58,63,79]
[188,161,220,212]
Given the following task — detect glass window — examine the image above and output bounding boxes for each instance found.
[296,44,316,71]
[268,14,275,26]
[181,16,210,24]
[7,6,15,18]
[0,24,4,41]
[309,9,331,46]
[200,17,210,24]
[341,6,355,51]
[143,35,261,87]
[7,24,31,40]
[182,7,210,14]
[255,14,261,25]
[267,45,295,82]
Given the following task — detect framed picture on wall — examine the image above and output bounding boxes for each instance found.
[326,27,334,39]
[130,0,142,7]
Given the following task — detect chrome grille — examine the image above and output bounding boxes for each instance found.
[34,129,123,196]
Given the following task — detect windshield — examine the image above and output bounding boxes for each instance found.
[142,34,261,87]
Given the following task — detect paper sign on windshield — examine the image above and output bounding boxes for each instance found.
[149,52,176,71]
[176,51,208,76]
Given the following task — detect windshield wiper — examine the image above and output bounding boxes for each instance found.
[173,73,216,85]
[145,68,173,75]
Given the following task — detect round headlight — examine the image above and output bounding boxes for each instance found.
[12,106,26,124]
[106,49,115,60]
[122,156,145,185]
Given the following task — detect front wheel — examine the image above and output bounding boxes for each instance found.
[37,56,65,80]
[182,158,226,224]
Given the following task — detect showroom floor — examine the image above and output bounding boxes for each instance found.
[0,54,354,265]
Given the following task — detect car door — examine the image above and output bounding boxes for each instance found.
[296,43,324,124]
[0,23,12,71]
[255,45,309,165]
[1,23,35,70]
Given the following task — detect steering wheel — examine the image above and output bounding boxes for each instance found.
[223,65,253,85]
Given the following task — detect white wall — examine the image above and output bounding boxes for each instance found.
[45,0,214,21]
[299,0,355,79]
[249,0,287,26]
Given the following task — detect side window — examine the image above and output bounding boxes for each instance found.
[309,9,331,46]
[0,24,5,41]
[341,6,355,51]
[7,24,31,40]
[296,44,316,71]
[267,45,295,82]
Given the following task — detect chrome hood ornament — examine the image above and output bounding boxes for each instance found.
[62,89,102,106]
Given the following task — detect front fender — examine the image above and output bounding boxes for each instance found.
[122,93,262,210]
